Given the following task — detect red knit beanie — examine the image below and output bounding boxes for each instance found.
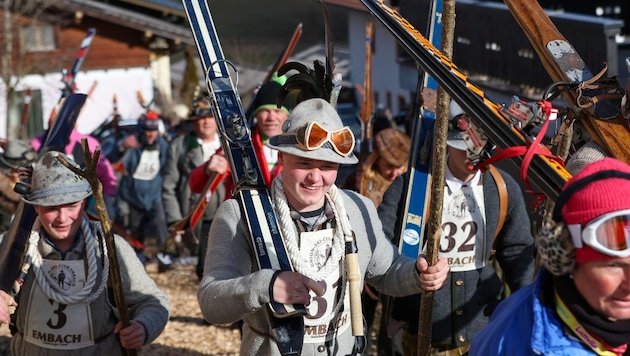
[560,157,630,263]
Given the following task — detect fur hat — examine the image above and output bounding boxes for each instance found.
[23,151,92,207]
[187,97,213,121]
[565,141,608,175]
[374,128,410,167]
[447,100,467,151]
[0,140,36,170]
[251,81,291,117]
[266,98,358,165]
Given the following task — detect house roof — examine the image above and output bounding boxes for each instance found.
[322,0,367,11]
[118,0,185,17]
[50,0,193,45]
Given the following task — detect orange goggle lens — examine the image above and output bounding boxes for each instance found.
[296,122,355,157]
[593,215,630,251]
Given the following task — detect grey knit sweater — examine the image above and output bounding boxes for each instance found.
[9,219,170,355]
[198,189,423,355]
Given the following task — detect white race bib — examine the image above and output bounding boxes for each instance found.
[438,185,487,272]
[132,150,160,181]
[299,229,351,343]
[24,259,95,350]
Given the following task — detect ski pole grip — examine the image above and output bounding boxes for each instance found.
[345,240,363,336]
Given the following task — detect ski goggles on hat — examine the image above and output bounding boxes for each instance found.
[294,121,355,156]
[568,209,630,258]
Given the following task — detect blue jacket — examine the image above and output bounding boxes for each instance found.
[470,269,606,355]
[118,136,168,211]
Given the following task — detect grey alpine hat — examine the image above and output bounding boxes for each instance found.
[23,151,92,207]
[266,98,358,165]
[447,100,468,151]
[0,139,36,170]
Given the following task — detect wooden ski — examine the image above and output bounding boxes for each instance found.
[360,0,571,202]
[503,0,630,164]
[245,22,303,124]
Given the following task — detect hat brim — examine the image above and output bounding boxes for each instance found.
[0,156,19,170]
[266,140,358,165]
[253,104,290,117]
[446,139,468,151]
[23,189,92,207]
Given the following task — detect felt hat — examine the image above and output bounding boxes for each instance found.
[187,96,213,121]
[374,128,410,167]
[266,98,358,165]
[447,100,468,151]
[0,140,36,170]
[23,151,92,207]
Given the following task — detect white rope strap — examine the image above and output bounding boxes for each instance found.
[272,174,345,280]
[30,216,109,304]
[327,184,355,242]
[272,174,350,325]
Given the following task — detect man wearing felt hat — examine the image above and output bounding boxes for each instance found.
[379,100,535,355]
[0,139,36,231]
[197,97,450,356]
[0,151,169,355]
[162,96,228,277]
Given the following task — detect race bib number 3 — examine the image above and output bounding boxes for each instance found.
[24,259,95,350]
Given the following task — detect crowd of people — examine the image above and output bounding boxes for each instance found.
[0,69,628,356]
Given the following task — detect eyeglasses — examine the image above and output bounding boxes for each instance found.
[568,209,630,258]
[294,121,355,157]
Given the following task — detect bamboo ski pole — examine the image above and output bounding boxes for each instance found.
[57,140,136,356]
[358,21,375,195]
[17,88,32,140]
[417,0,456,354]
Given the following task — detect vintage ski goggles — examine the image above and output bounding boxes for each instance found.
[568,209,630,258]
[295,121,355,156]
[275,121,356,157]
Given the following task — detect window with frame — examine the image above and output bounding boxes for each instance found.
[21,24,56,53]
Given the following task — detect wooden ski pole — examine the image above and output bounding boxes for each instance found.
[56,139,136,356]
[417,0,456,354]
[358,21,375,195]
[17,88,32,140]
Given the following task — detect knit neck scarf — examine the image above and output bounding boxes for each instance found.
[555,275,630,350]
